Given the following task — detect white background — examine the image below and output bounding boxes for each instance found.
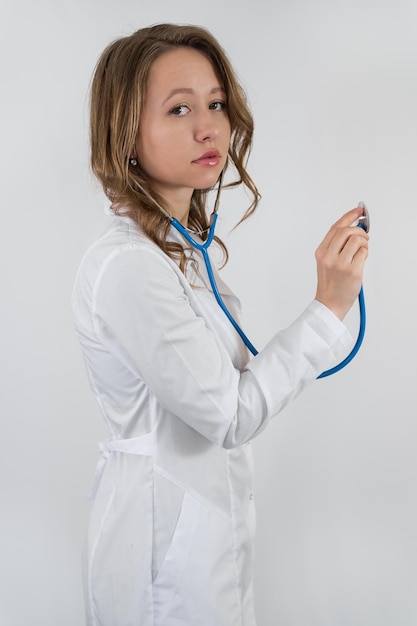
[1,0,416,624]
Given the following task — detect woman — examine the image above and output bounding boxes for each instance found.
[72,23,369,626]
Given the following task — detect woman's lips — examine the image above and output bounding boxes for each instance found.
[192,151,221,166]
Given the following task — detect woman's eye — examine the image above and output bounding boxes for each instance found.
[209,101,227,111]
[169,104,190,116]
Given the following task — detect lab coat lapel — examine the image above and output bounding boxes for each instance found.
[189,252,237,300]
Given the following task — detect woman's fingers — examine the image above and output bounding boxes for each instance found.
[338,231,369,263]
[319,206,367,250]
[317,227,369,264]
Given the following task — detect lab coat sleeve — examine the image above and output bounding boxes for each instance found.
[223,300,351,447]
[91,244,352,449]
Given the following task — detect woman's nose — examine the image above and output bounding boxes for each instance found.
[194,111,220,142]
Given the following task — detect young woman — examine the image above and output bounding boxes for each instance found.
[72,23,369,626]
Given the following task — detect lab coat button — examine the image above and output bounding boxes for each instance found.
[249,492,254,501]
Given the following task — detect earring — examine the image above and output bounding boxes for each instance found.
[129,157,138,167]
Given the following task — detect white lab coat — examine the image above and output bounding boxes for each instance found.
[72,213,352,626]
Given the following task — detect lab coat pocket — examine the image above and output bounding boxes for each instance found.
[152,491,201,624]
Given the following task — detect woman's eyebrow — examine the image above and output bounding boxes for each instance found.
[162,86,225,105]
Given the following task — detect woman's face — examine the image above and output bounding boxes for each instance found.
[136,47,231,217]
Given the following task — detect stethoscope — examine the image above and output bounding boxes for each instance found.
[171,201,370,380]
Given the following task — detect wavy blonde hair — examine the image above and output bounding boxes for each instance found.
[90,23,260,270]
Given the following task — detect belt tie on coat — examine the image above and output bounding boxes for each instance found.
[86,430,155,500]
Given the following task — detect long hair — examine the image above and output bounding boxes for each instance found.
[90,23,260,270]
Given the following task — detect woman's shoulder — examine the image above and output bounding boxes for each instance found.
[72,216,184,310]
[80,215,174,273]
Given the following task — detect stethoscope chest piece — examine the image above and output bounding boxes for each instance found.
[357,201,370,233]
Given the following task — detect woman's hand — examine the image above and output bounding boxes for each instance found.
[315,206,369,320]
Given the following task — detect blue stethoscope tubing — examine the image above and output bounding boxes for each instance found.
[171,202,369,379]
[316,285,366,378]
[172,213,259,357]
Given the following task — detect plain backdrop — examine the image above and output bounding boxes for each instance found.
[1,0,416,624]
